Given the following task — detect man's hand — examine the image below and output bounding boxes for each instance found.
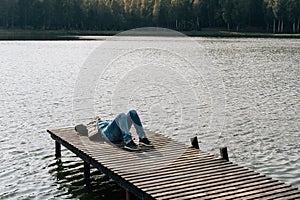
[95,116,101,122]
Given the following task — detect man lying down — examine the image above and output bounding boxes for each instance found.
[76,110,153,151]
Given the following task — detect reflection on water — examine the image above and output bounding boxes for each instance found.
[0,38,299,199]
[48,155,125,200]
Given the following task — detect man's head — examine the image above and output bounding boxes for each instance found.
[95,116,101,122]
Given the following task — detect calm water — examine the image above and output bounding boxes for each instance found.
[0,37,299,199]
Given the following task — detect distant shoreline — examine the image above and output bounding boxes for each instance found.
[1,29,300,40]
[184,30,300,39]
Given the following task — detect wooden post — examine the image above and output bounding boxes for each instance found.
[84,161,90,184]
[126,191,138,200]
[220,147,229,161]
[55,141,61,158]
[126,191,131,200]
[190,137,199,149]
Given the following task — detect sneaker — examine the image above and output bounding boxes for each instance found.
[139,138,153,147]
[124,140,141,151]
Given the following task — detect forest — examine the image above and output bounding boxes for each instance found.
[0,0,299,33]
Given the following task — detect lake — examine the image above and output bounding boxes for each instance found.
[0,36,299,199]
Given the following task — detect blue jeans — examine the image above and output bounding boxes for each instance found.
[102,110,146,144]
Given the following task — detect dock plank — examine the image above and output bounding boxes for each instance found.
[143,168,254,192]
[262,189,300,200]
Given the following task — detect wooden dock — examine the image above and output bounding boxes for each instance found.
[47,127,300,200]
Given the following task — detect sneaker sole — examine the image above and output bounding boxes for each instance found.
[124,146,141,151]
[139,142,153,147]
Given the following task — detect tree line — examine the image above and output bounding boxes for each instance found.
[0,0,299,33]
